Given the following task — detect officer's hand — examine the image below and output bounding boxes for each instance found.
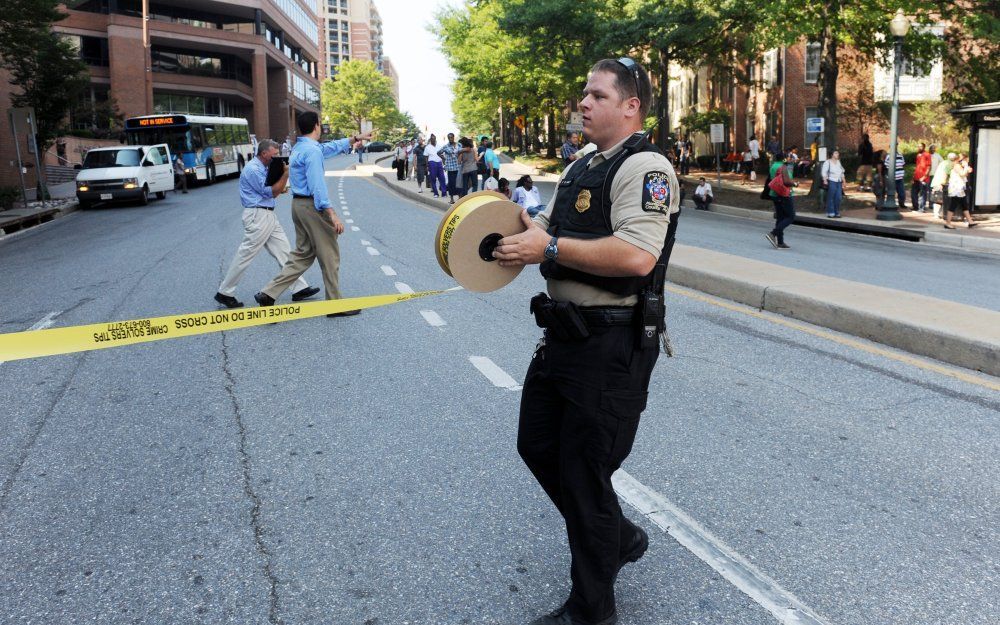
[326,209,345,234]
[494,210,548,267]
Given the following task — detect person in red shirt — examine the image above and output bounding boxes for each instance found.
[912,142,932,212]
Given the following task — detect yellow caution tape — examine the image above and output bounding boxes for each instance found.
[435,191,508,276]
[0,289,452,363]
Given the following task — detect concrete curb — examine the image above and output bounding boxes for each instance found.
[667,245,1000,377]
[372,171,449,212]
[698,201,1000,255]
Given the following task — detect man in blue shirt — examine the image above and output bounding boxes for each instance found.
[255,112,370,315]
[215,139,318,308]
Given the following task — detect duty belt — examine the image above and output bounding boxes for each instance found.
[253,206,274,211]
[578,306,635,327]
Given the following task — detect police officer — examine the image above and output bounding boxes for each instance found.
[493,58,680,625]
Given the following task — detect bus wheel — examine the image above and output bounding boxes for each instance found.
[139,185,149,206]
[206,162,216,185]
[155,191,166,200]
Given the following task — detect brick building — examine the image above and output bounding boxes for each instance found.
[668,39,945,159]
[1,0,323,189]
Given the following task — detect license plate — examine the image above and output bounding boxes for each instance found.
[100,193,113,200]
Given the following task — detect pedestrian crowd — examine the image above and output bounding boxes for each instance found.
[391,133,502,203]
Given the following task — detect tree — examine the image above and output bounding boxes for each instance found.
[603,0,752,148]
[321,59,398,135]
[0,0,89,151]
[940,1,1000,107]
[380,109,420,144]
[837,58,889,140]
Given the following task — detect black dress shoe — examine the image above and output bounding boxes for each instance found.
[254,292,275,306]
[617,526,649,576]
[529,605,617,625]
[326,309,361,317]
[214,292,244,309]
[292,286,321,301]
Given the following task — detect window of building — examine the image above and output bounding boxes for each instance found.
[763,49,779,88]
[62,34,110,67]
[805,42,821,83]
[150,46,252,86]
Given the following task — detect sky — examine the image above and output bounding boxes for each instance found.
[378,0,462,137]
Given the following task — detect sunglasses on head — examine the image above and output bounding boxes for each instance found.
[616,57,642,98]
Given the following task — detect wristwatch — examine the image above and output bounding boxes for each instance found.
[544,236,559,261]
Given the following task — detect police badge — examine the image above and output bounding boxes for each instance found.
[575,189,591,213]
[642,171,670,214]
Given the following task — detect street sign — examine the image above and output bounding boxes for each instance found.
[570,112,583,125]
[513,115,526,130]
[710,123,724,144]
[807,117,824,134]
[818,147,828,162]
[566,123,584,133]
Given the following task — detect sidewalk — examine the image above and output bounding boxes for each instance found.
[0,181,79,237]
[369,161,999,377]
[683,169,1000,254]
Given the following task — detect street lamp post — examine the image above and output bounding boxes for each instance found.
[878,9,910,221]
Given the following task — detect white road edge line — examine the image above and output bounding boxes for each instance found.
[420,310,446,327]
[366,247,380,256]
[611,470,832,625]
[394,282,414,294]
[468,356,522,391]
[380,265,396,276]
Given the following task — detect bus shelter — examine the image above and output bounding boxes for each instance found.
[952,102,1000,213]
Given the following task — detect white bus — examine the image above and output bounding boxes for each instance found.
[124,114,253,184]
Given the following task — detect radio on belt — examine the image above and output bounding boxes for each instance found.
[435,191,528,292]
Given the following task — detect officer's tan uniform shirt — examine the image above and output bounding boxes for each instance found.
[533,132,679,306]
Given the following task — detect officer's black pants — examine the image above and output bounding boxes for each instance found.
[518,324,658,622]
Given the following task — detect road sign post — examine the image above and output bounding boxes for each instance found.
[710,123,725,186]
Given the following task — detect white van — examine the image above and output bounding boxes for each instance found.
[75,144,174,208]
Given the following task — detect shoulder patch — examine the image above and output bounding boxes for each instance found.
[642,171,671,214]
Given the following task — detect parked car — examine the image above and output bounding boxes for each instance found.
[365,141,391,153]
[76,145,174,208]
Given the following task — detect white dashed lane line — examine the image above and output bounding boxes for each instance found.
[380,265,396,276]
[360,240,371,246]
[366,247,380,256]
[394,282,414,294]
[351,226,360,232]
[468,356,522,391]
[420,310,446,327]
[1,311,62,365]
[345,219,354,224]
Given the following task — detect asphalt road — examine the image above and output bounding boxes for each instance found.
[0,155,997,625]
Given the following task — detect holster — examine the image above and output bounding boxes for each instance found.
[530,293,591,341]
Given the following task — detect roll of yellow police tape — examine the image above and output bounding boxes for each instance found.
[0,289,452,363]
[435,191,526,292]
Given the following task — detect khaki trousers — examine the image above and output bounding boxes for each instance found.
[263,197,341,300]
[218,208,308,297]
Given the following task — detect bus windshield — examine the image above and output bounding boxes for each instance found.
[82,149,142,169]
[126,127,192,155]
